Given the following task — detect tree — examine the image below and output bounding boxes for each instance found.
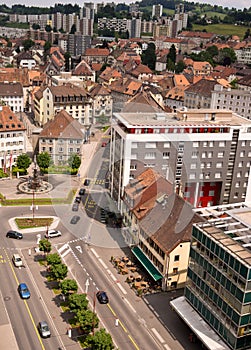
[46,253,61,266]
[175,60,186,73]
[39,239,52,255]
[166,57,175,72]
[87,328,114,350]
[22,39,34,51]
[167,44,176,64]
[50,263,68,281]
[68,293,88,313]
[217,47,237,66]
[37,152,51,170]
[32,23,40,30]
[43,41,52,52]
[45,24,52,32]
[76,309,99,334]
[16,154,31,171]
[70,24,76,34]
[141,42,156,70]
[68,153,81,169]
[244,28,251,40]
[60,279,78,296]
[206,45,218,58]
[64,51,71,72]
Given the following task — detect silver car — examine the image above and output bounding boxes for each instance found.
[38,321,51,338]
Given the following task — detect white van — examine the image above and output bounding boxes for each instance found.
[12,254,23,267]
[45,229,62,238]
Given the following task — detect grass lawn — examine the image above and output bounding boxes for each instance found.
[192,23,247,39]
[15,217,54,229]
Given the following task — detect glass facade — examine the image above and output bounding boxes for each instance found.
[185,226,251,350]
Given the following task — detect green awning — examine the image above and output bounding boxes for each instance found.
[131,246,163,281]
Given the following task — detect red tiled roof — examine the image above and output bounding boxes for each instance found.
[0,105,25,131]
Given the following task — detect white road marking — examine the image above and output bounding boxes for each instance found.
[98,258,108,269]
[91,248,99,258]
[124,298,136,313]
[75,245,83,253]
[164,344,172,350]
[151,328,165,343]
[58,243,69,254]
[117,283,127,295]
[61,248,71,258]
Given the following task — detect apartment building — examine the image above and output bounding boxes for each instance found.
[211,85,251,120]
[152,4,163,18]
[33,84,91,127]
[0,82,24,113]
[89,84,113,124]
[109,109,251,211]
[0,105,26,169]
[184,79,219,109]
[172,203,251,350]
[38,110,84,165]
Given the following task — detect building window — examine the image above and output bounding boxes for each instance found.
[164,142,170,148]
[201,163,205,169]
[192,152,198,158]
[237,172,242,178]
[135,129,141,134]
[190,163,197,169]
[184,192,190,197]
[219,141,225,147]
[209,190,215,196]
[215,172,221,179]
[238,161,243,167]
[242,141,246,146]
[206,163,211,168]
[174,255,180,262]
[193,142,199,148]
[189,173,196,179]
[130,164,137,170]
[131,154,137,160]
[240,151,245,157]
[216,162,223,168]
[163,152,170,159]
[235,182,240,188]
[208,152,213,158]
[145,142,156,148]
[145,152,156,159]
[202,152,206,158]
[173,268,178,274]
[218,151,224,158]
[131,142,138,148]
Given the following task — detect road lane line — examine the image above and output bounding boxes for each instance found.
[58,243,69,254]
[124,298,136,313]
[91,248,99,258]
[128,335,140,350]
[117,282,127,295]
[151,328,165,343]
[4,249,45,350]
[107,303,116,317]
[61,248,71,257]
[98,258,108,269]
[164,344,172,350]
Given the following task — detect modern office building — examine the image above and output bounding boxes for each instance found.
[171,203,251,350]
[109,109,251,210]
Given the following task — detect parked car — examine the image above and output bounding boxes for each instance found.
[70,215,80,224]
[102,141,107,147]
[84,178,90,186]
[6,230,23,239]
[79,188,85,196]
[45,229,62,238]
[18,283,30,299]
[12,254,23,267]
[72,202,79,211]
[38,321,51,338]
[75,196,81,203]
[96,291,109,304]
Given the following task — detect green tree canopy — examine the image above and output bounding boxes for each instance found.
[141,42,156,71]
[68,293,88,313]
[50,263,68,281]
[87,328,114,350]
[16,153,31,170]
[175,60,186,73]
[70,24,76,34]
[64,51,71,71]
[60,279,78,296]
[37,152,51,170]
[22,39,34,51]
[39,238,52,255]
[217,47,237,66]
[43,41,52,52]
[68,153,81,169]
[45,24,52,32]
[167,44,176,64]
[46,253,61,266]
[76,309,99,334]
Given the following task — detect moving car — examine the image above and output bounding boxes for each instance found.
[79,188,85,196]
[45,229,62,238]
[18,283,30,299]
[12,254,23,267]
[6,230,23,239]
[74,196,81,203]
[72,202,79,211]
[96,291,109,304]
[70,215,80,224]
[38,321,51,338]
[84,178,90,186]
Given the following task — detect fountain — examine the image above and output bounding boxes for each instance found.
[18,156,53,194]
